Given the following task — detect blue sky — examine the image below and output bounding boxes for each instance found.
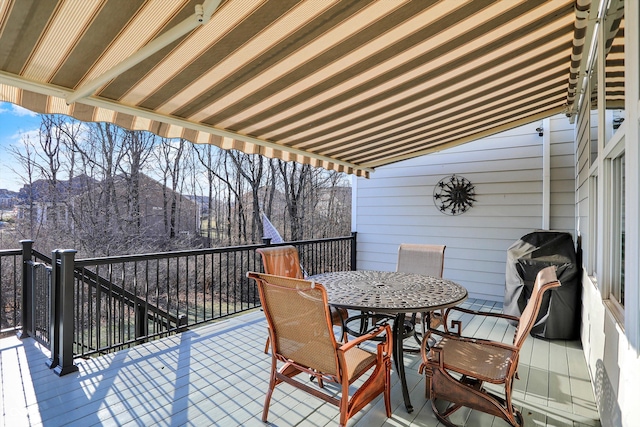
[0,101,41,191]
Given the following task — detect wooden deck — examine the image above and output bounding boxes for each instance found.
[1,299,600,426]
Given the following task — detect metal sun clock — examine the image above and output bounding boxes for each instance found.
[433,175,476,215]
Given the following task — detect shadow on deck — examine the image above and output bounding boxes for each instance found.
[0,299,600,426]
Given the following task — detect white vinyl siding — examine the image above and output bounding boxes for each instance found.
[354,115,575,302]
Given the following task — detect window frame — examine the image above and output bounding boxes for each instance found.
[602,139,625,324]
[588,2,628,328]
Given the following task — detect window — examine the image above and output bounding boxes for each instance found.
[588,175,598,277]
[599,140,625,324]
[609,153,625,309]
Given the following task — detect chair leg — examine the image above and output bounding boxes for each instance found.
[262,357,278,422]
[264,325,272,354]
[424,372,431,399]
[314,371,324,388]
[503,378,523,427]
[383,357,392,417]
[431,398,464,427]
[430,369,524,427]
[339,379,350,427]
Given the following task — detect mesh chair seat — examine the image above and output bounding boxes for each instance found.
[343,347,378,381]
[437,338,514,383]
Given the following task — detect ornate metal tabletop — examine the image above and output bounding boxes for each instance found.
[310,270,468,314]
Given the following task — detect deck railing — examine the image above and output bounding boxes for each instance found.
[0,247,22,337]
[1,234,356,376]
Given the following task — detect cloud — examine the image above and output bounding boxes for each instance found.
[10,104,38,117]
[0,101,37,117]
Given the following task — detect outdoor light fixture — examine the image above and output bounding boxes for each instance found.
[613,117,624,130]
[536,127,544,136]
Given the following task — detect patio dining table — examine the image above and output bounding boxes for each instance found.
[309,270,468,413]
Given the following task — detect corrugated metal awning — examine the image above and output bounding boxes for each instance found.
[0,0,593,177]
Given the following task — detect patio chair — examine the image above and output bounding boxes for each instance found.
[344,243,447,343]
[396,244,446,337]
[256,245,348,354]
[247,272,392,427]
[418,266,561,427]
[256,245,306,279]
[397,243,446,276]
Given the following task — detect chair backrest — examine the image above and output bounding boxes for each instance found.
[513,266,561,348]
[256,245,304,279]
[248,272,339,375]
[396,244,446,277]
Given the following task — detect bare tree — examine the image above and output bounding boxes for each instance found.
[194,147,250,245]
[30,115,66,230]
[157,138,189,239]
[307,169,351,238]
[118,130,155,234]
[262,159,279,221]
[228,151,266,242]
[278,161,311,241]
[8,134,39,238]
[184,144,202,239]
[222,151,247,243]
[42,121,133,255]
[9,115,83,241]
[4,113,351,255]
[194,145,217,246]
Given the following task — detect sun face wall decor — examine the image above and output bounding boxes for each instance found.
[433,175,476,215]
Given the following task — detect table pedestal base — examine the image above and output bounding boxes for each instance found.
[392,313,413,413]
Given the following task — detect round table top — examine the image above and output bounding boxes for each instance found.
[309,270,468,313]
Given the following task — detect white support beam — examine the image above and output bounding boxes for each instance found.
[0,71,67,98]
[65,0,222,105]
[541,117,551,230]
[351,175,358,233]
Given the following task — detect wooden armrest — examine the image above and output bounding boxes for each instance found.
[339,324,391,354]
[433,326,515,347]
[438,306,519,335]
[436,333,518,352]
[445,306,520,323]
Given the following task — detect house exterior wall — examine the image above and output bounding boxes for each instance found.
[576,1,640,426]
[353,114,574,302]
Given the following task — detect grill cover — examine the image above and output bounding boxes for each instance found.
[504,231,580,339]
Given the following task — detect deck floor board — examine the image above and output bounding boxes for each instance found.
[1,300,600,426]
